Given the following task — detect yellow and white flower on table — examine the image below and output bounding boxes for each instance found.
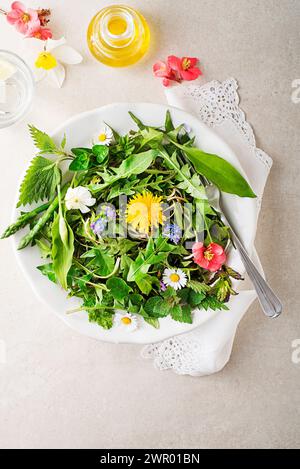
[26,37,82,87]
[114,312,138,332]
[163,268,187,290]
[65,186,95,214]
[93,125,113,146]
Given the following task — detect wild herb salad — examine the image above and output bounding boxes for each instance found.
[2,111,255,331]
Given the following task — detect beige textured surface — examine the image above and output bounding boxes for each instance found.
[0,0,300,449]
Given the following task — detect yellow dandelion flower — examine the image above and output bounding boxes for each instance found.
[126,191,164,235]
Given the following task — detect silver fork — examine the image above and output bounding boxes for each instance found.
[205,184,282,318]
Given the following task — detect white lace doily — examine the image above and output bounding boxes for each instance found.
[141,78,272,376]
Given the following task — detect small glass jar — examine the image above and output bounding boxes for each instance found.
[87,5,150,67]
[0,50,34,129]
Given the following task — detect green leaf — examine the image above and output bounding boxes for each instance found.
[129,111,147,130]
[28,125,58,153]
[88,310,113,329]
[200,295,229,311]
[37,263,56,283]
[144,317,160,329]
[112,149,157,178]
[106,277,132,302]
[69,153,90,171]
[127,237,175,282]
[35,238,51,259]
[158,148,206,200]
[165,110,174,132]
[139,128,163,149]
[171,304,193,323]
[81,248,114,277]
[135,272,154,295]
[188,290,206,307]
[51,212,74,290]
[60,133,67,149]
[175,143,256,198]
[17,156,61,207]
[93,150,157,192]
[92,145,109,163]
[188,280,210,294]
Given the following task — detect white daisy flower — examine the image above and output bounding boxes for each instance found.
[65,186,96,214]
[25,37,83,88]
[93,125,113,146]
[114,312,138,332]
[163,268,187,290]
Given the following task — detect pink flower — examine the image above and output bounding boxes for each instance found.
[192,242,226,272]
[153,55,202,86]
[168,55,202,81]
[6,2,40,35]
[27,25,52,40]
[152,60,178,87]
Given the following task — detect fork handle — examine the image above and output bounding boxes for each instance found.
[228,225,282,318]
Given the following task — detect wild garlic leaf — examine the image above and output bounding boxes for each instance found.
[51,212,74,290]
[28,125,58,154]
[175,142,256,198]
[17,156,61,207]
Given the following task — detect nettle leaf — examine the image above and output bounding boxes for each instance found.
[106,277,132,302]
[175,143,256,198]
[188,280,210,294]
[51,212,74,290]
[171,304,193,324]
[28,125,58,154]
[188,290,206,307]
[17,156,61,207]
[200,295,229,311]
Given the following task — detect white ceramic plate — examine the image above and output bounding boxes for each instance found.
[13,103,256,344]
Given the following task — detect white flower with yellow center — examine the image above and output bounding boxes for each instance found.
[65,186,96,214]
[26,37,82,88]
[93,125,113,146]
[163,268,187,290]
[114,312,138,332]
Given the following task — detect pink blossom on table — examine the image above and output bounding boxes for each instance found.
[27,25,52,40]
[192,242,226,273]
[152,60,178,87]
[168,55,202,81]
[153,55,202,86]
[6,2,40,35]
